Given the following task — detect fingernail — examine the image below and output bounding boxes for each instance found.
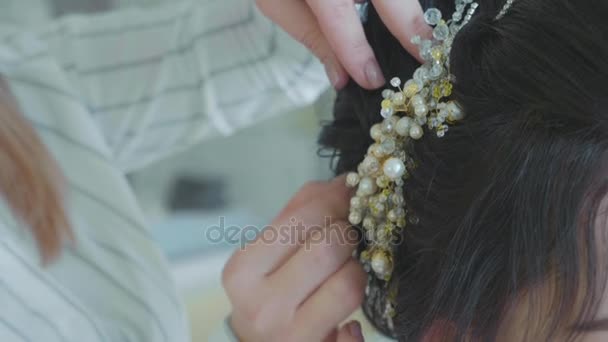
[349,321,363,340]
[324,62,344,89]
[364,59,385,88]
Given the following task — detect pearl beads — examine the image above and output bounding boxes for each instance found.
[411,94,424,106]
[369,144,384,158]
[387,209,398,222]
[346,172,360,187]
[376,175,390,188]
[370,124,383,141]
[415,104,429,117]
[447,102,464,121]
[347,1,480,332]
[381,139,396,154]
[371,250,392,277]
[363,217,375,230]
[395,117,412,136]
[349,211,362,225]
[357,177,376,196]
[410,124,424,139]
[391,92,405,105]
[362,156,380,174]
[350,196,364,208]
[383,157,406,180]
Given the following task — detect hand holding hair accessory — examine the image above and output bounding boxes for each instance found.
[346,0,516,333]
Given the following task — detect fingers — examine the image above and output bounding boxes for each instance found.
[256,0,349,89]
[337,321,365,342]
[372,0,432,62]
[292,259,366,341]
[258,0,431,90]
[269,220,358,306]
[227,178,352,279]
[222,174,364,341]
[306,0,385,89]
[276,175,349,219]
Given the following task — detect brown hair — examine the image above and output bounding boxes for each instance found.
[0,79,72,262]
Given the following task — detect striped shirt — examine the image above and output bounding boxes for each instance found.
[0,0,328,341]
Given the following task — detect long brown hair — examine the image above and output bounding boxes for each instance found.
[0,78,72,262]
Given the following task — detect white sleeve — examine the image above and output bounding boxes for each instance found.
[35,0,329,171]
[0,238,152,342]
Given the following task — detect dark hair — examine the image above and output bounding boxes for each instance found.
[319,0,608,340]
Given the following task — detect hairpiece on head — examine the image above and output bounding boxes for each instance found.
[496,0,516,20]
[345,0,516,332]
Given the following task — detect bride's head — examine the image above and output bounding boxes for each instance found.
[320,0,608,340]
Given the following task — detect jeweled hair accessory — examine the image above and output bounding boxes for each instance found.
[346,0,516,332]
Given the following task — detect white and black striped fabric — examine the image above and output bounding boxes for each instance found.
[0,0,328,341]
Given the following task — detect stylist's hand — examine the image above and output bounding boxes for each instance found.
[222,176,366,342]
[256,0,430,89]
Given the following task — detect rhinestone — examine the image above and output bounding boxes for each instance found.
[390,77,401,88]
[381,107,394,118]
[433,22,450,41]
[424,8,442,26]
[413,67,429,83]
[382,89,394,99]
[429,64,444,80]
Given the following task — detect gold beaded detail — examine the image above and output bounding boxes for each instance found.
[346,1,483,332]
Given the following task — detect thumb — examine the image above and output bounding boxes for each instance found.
[336,320,365,342]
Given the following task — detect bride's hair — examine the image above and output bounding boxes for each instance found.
[320,0,608,340]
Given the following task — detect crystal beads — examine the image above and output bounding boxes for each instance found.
[433,22,450,41]
[381,107,394,118]
[424,8,442,25]
[347,0,481,334]
[390,77,401,87]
